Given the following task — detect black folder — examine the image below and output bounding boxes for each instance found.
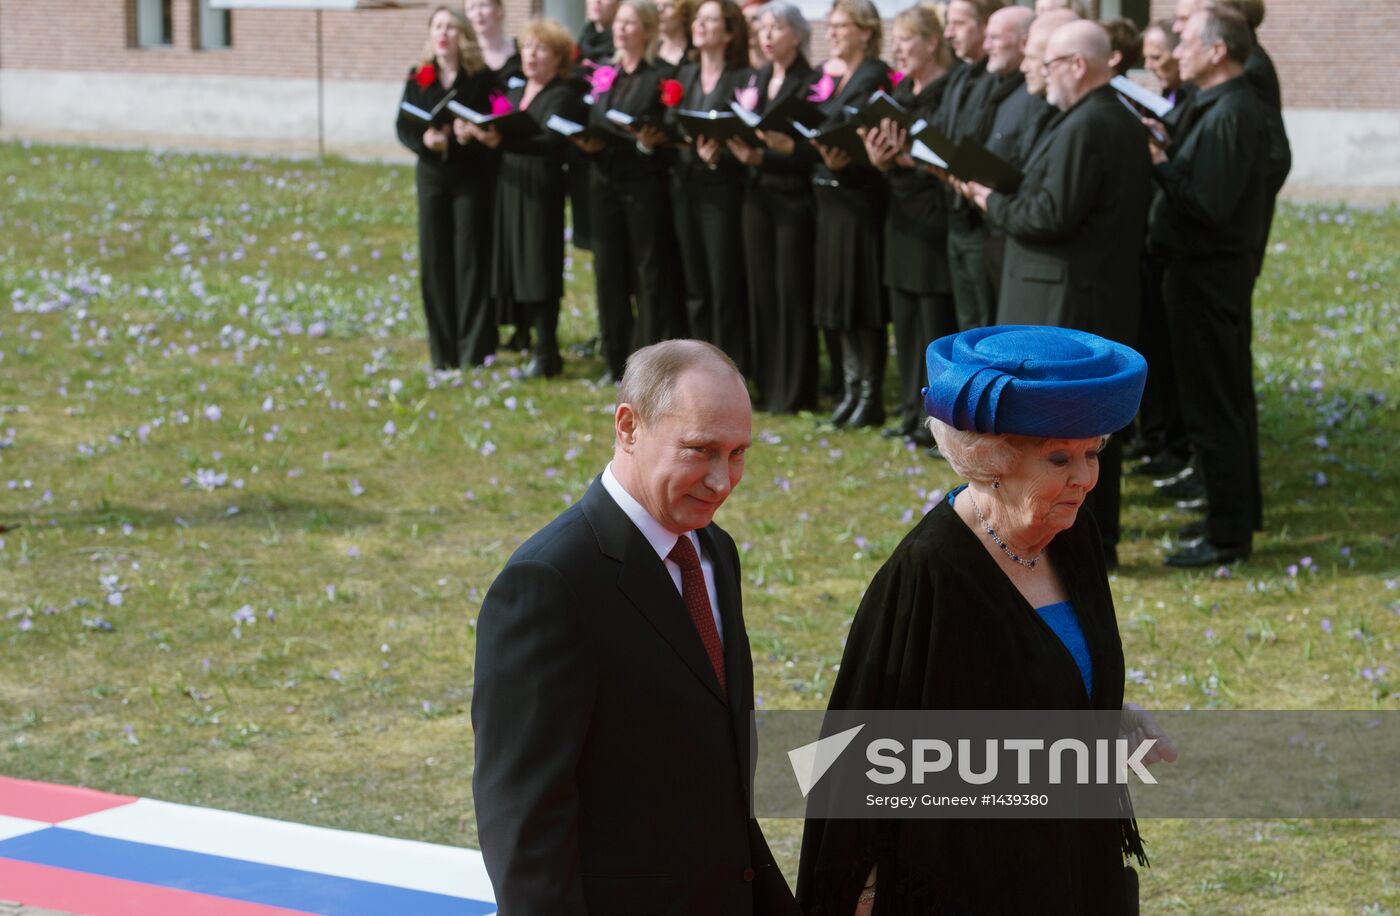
[909,118,960,166]
[948,138,1023,193]
[792,118,869,165]
[674,108,760,144]
[544,113,611,144]
[446,101,541,139]
[605,108,683,143]
[856,89,913,130]
[731,93,826,135]
[398,89,458,129]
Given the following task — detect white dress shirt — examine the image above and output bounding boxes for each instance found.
[601,464,724,641]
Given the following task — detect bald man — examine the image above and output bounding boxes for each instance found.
[1021,7,1080,98]
[965,19,1152,567]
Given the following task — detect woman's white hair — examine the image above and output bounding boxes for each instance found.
[927,417,1029,484]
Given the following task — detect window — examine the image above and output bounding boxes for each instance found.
[198,0,233,49]
[134,0,174,48]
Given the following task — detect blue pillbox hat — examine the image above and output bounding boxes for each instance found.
[923,326,1147,438]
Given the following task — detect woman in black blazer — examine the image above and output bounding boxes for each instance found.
[726,0,819,413]
[395,7,497,370]
[862,3,957,446]
[573,0,684,383]
[469,18,588,378]
[672,0,753,372]
[808,0,890,428]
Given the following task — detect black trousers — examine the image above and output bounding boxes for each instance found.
[1163,255,1259,547]
[416,164,493,369]
[743,182,818,413]
[889,287,956,432]
[670,167,707,343]
[947,219,995,331]
[590,172,681,379]
[566,148,593,251]
[1136,251,1189,460]
[688,173,750,374]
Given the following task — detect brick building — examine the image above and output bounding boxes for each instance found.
[0,0,1396,188]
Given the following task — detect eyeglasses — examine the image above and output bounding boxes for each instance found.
[1041,53,1077,74]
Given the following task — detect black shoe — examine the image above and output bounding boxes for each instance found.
[1152,465,1193,488]
[908,425,935,448]
[524,357,562,379]
[1175,496,1208,511]
[1131,451,1186,478]
[1177,520,1207,541]
[1155,467,1204,500]
[1123,437,1155,461]
[882,421,913,439]
[1164,540,1250,567]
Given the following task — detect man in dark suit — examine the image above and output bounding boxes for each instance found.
[472,339,800,914]
[963,19,1152,567]
[934,0,1002,330]
[975,5,1055,301]
[1148,6,1268,566]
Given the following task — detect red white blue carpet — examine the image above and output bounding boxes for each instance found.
[0,776,496,915]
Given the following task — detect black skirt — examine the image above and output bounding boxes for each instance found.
[812,183,886,330]
[491,150,567,304]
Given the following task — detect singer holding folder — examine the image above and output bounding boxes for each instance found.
[471,18,588,379]
[862,3,957,447]
[396,7,498,371]
[808,0,891,429]
[672,0,754,372]
[574,0,685,383]
[728,1,821,414]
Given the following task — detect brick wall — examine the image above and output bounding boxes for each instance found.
[1,0,1395,111]
[0,0,539,82]
[1148,0,1399,110]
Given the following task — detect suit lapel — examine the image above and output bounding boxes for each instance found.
[696,525,757,802]
[582,480,729,705]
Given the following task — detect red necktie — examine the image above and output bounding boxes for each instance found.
[667,535,727,694]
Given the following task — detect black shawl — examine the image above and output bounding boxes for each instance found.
[796,497,1146,916]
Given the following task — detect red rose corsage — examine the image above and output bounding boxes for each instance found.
[659,78,684,108]
[413,64,437,89]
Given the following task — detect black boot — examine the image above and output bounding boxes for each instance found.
[845,329,886,429]
[524,300,563,378]
[830,335,861,426]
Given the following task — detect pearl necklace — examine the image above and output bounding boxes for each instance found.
[971,498,1043,569]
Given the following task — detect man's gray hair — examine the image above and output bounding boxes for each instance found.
[926,418,1029,483]
[758,0,811,53]
[618,339,744,424]
[1197,5,1253,63]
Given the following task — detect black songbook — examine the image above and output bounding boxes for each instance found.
[1110,74,1173,118]
[1112,93,1170,144]
[398,89,458,129]
[544,113,610,143]
[731,93,826,134]
[909,118,960,167]
[605,107,682,142]
[856,89,913,130]
[446,101,541,139]
[674,108,760,144]
[949,138,1023,193]
[792,118,869,165]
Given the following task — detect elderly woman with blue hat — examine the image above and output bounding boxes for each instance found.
[798,325,1175,916]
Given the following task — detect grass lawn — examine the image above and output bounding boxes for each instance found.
[1,141,1396,913]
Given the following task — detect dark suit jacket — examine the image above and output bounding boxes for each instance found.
[1147,76,1269,261]
[472,478,798,915]
[986,83,1152,345]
